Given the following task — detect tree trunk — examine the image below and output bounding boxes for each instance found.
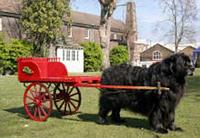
[49,43,56,57]
[127,32,136,65]
[99,18,111,69]
[126,2,137,65]
[98,0,116,70]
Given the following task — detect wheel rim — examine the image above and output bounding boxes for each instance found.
[24,83,52,121]
[53,83,81,115]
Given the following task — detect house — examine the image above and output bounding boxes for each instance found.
[0,0,125,46]
[179,46,195,58]
[132,40,148,66]
[0,0,127,72]
[140,43,196,67]
[140,43,174,67]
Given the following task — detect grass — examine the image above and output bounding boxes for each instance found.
[0,69,200,138]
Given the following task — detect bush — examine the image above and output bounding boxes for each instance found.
[80,42,103,72]
[110,45,128,66]
[0,38,33,75]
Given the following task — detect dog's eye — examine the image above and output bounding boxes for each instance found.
[184,62,192,67]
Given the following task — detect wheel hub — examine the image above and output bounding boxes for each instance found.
[64,93,70,102]
[35,98,42,106]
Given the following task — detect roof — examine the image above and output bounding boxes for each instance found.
[0,0,21,13]
[71,11,124,31]
[141,43,173,54]
[0,0,125,32]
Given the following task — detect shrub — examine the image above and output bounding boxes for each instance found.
[80,42,103,72]
[0,38,33,75]
[110,45,128,66]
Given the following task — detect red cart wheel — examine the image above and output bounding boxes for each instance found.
[24,83,52,121]
[53,83,81,115]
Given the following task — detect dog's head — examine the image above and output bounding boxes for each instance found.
[161,53,195,77]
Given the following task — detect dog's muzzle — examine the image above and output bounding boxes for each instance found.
[187,66,195,76]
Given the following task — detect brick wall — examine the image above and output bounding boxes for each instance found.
[141,44,174,61]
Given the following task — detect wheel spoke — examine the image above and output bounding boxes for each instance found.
[34,84,38,93]
[66,85,70,93]
[67,102,72,114]
[42,104,49,111]
[58,100,65,110]
[39,85,42,93]
[64,102,67,114]
[40,106,48,117]
[34,106,38,117]
[30,90,36,98]
[55,84,61,91]
[69,100,77,109]
[70,92,79,97]
[38,107,42,119]
[26,102,35,106]
[62,83,65,91]
[70,98,79,102]
[26,95,34,101]
[40,93,51,102]
[54,98,64,103]
[47,83,52,89]
[68,87,74,95]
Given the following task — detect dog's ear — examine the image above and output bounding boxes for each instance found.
[161,55,176,74]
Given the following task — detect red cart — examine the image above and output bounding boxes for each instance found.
[17,57,169,122]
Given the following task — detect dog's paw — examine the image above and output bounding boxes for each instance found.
[169,126,184,132]
[96,116,109,125]
[154,128,168,134]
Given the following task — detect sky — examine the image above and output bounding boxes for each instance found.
[71,0,200,44]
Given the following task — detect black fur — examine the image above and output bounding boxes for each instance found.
[97,53,194,133]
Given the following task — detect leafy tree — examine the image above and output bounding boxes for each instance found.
[21,0,70,57]
[80,42,103,72]
[110,45,128,66]
[0,38,32,75]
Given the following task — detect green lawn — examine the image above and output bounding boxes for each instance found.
[0,69,200,138]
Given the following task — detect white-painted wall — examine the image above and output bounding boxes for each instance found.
[0,18,2,31]
[57,48,84,73]
[140,61,160,68]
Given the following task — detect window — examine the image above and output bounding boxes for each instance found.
[113,34,117,40]
[72,50,76,61]
[153,51,161,60]
[0,18,2,31]
[66,50,70,61]
[84,29,90,39]
[76,51,79,61]
[62,49,65,61]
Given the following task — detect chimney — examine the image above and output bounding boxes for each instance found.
[125,1,138,65]
[126,2,137,41]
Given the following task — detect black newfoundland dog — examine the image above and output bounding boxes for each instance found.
[97,53,194,133]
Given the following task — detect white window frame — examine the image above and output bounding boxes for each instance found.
[113,33,117,40]
[84,29,90,39]
[152,51,161,60]
[0,18,2,31]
